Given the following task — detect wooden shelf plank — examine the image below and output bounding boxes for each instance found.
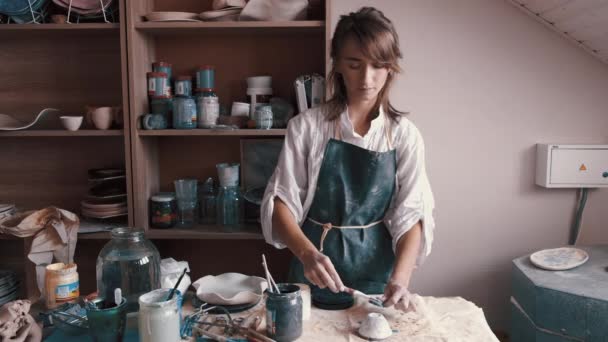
[0,130,124,137]
[138,129,286,136]
[135,20,325,35]
[147,224,264,240]
[0,23,120,31]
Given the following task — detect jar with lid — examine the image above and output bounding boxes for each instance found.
[175,75,192,97]
[196,65,215,90]
[254,105,273,129]
[150,193,177,228]
[96,228,161,312]
[147,72,171,98]
[195,89,219,128]
[45,263,79,309]
[216,185,243,228]
[152,61,172,82]
[150,97,173,127]
[172,95,197,129]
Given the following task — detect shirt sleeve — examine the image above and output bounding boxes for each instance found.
[383,122,435,265]
[260,115,311,248]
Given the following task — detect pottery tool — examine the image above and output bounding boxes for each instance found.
[114,288,122,307]
[167,267,187,301]
[343,287,384,307]
[261,254,280,294]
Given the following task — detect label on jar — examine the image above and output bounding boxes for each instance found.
[176,82,185,95]
[55,281,79,302]
[148,79,156,93]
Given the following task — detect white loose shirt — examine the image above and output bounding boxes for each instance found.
[260,105,435,265]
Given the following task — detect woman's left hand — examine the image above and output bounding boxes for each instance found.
[382,280,414,312]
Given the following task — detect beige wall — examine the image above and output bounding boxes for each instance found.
[331,0,608,330]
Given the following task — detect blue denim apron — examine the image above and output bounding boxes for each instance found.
[288,119,397,309]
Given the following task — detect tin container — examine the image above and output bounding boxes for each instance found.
[150,193,177,228]
[147,72,171,98]
[175,75,192,97]
[152,62,172,81]
[266,284,303,342]
[196,65,214,90]
[86,297,127,342]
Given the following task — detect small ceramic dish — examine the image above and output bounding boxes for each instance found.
[192,273,267,305]
[199,7,241,21]
[145,11,200,22]
[60,116,83,131]
[530,247,589,271]
[81,200,127,210]
[358,312,393,340]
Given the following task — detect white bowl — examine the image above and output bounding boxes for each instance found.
[60,116,83,131]
[192,273,267,305]
[359,312,393,340]
[247,76,272,88]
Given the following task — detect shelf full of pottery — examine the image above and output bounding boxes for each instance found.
[141,61,325,133]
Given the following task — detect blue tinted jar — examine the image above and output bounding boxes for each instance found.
[216,186,243,227]
[150,97,173,127]
[266,284,303,342]
[172,96,197,129]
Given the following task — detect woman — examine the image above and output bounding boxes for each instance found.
[261,6,435,311]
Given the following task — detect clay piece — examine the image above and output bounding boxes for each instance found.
[358,312,393,340]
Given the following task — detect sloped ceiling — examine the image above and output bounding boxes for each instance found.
[509,0,608,64]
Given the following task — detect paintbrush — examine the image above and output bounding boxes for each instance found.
[343,287,384,307]
[167,267,187,301]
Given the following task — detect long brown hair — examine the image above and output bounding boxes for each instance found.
[325,7,406,121]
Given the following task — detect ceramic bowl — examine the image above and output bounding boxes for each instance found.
[359,312,393,340]
[60,116,83,131]
[192,273,267,305]
[247,76,272,89]
[90,107,114,130]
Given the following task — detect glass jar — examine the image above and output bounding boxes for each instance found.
[198,177,216,224]
[150,193,177,228]
[266,284,303,341]
[195,90,219,128]
[216,185,243,227]
[172,96,197,129]
[150,97,173,127]
[96,228,161,313]
[254,105,273,129]
[147,72,170,98]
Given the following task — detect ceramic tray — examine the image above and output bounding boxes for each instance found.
[0,108,58,131]
[192,273,267,305]
[530,247,589,271]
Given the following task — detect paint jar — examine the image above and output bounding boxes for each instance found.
[172,96,197,129]
[254,105,273,129]
[150,97,173,127]
[196,65,214,90]
[44,263,79,309]
[97,228,161,313]
[150,193,177,228]
[85,297,127,342]
[266,284,303,342]
[196,90,219,128]
[147,72,171,98]
[138,288,182,342]
[175,75,192,97]
[152,61,172,82]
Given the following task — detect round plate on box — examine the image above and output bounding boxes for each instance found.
[530,247,589,271]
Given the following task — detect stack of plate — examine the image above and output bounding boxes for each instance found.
[51,0,118,22]
[82,168,127,219]
[0,270,19,307]
[0,0,50,23]
[0,204,16,221]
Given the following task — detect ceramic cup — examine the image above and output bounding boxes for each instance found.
[90,107,114,130]
[142,113,168,130]
[216,163,239,187]
[60,116,83,131]
[85,297,127,342]
[231,102,250,117]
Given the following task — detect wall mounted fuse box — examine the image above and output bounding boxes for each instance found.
[536,144,608,188]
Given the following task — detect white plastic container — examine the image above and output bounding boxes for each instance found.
[138,288,181,342]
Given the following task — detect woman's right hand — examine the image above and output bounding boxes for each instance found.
[299,249,345,293]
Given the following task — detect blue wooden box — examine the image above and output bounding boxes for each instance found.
[511,246,608,341]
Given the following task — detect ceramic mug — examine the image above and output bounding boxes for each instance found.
[89,107,114,130]
[142,113,168,130]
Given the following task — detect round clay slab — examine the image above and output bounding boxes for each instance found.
[530,247,589,271]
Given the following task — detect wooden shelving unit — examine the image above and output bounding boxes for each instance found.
[0,0,329,298]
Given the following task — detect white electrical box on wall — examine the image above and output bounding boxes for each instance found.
[536,144,608,188]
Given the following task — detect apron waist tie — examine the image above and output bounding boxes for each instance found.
[306,218,384,252]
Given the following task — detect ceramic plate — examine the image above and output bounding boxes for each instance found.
[199,7,241,20]
[81,212,127,219]
[0,108,58,131]
[192,273,267,305]
[530,247,589,271]
[145,11,200,22]
[81,200,126,210]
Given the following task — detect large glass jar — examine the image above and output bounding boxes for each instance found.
[216,185,243,228]
[172,96,197,129]
[96,228,161,312]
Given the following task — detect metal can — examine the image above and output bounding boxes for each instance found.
[152,61,172,82]
[150,193,177,228]
[147,72,171,98]
[175,75,193,97]
[196,65,215,90]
